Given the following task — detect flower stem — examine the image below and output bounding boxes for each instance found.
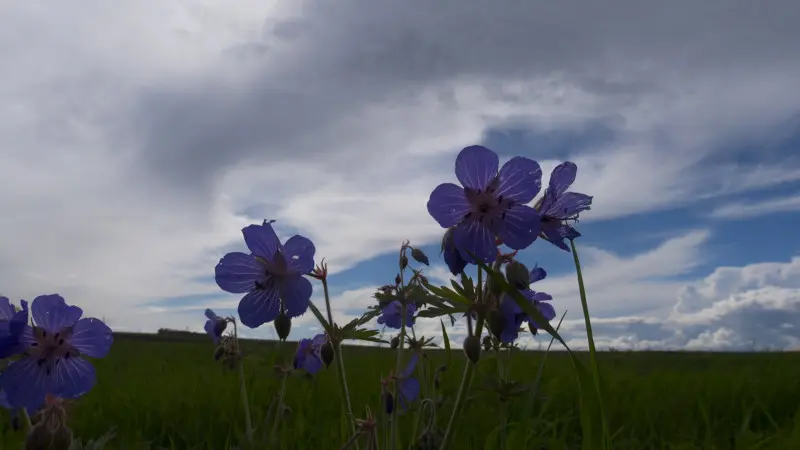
[269,372,289,442]
[570,239,611,447]
[389,301,408,450]
[232,320,254,447]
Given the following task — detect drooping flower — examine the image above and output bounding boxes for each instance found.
[0,294,113,412]
[293,334,327,375]
[214,220,316,328]
[497,266,555,343]
[381,353,420,414]
[377,301,416,329]
[441,228,468,276]
[536,162,593,251]
[203,309,228,344]
[0,297,29,358]
[427,145,543,264]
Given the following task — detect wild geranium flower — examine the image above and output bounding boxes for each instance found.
[0,297,29,358]
[427,145,543,264]
[498,266,555,343]
[0,294,113,412]
[381,353,420,414]
[203,309,227,344]
[214,220,316,328]
[293,334,327,375]
[377,301,416,329]
[536,162,593,251]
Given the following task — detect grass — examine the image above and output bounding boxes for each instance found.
[3,332,800,449]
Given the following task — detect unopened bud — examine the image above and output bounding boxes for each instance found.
[410,248,429,266]
[488,310,505,341]
[390,336,400,349]
[321,341,335,367]
[400,254,409,270]
[11,414,20,432]
[213,345,225,361]
[505,261,531,290]
[462,335,481,364]
[395,274,402,285]
[274,312,291,341]
[213,319,228,338]
[382,390,394,415]
[25,423,73,450]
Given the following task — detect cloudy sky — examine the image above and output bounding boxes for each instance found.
[2,0,800,351]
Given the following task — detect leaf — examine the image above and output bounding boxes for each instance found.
[472,258,606,450]
[307,302,331,333]
[460,273,476,301]
[344,327,389,344]
[440,319,452,365]
[416,305,466,319]
[422,281,471,305]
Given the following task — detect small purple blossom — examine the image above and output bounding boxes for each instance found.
[381,353,420,414]
[214,220,316,328]
[293,334,327,375]
[0,297,29,358]
[0,294,113,412]
[203,309,227,344]
[427,145,543,264]
[377,301,416,329]
[498,266,556,343]
[537,162,593,251]
[441,228,468,276]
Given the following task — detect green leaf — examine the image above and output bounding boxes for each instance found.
[460,273,476,301]
[472,258,607,450]
[440,319,452,365]
[307,302,331,333]
[422,281,471,305]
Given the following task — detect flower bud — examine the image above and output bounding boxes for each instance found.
[25,423,73,450]
[213,345,225,361]
[400,254,409,270]
[410,248,430,266]
[487,310,505,341]
[482,335,493,352]
[321,341,335,367]
[382,389,394,415]
[487,275,504,298]
[505,261,531,290]
[274,312,291,341]
[462,335,481,364]
[395,274,402,286]
[390,336,400,349]
[11,414,20,432]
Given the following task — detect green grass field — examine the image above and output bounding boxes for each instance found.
[3,332,800,449]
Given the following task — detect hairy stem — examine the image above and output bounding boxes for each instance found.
[232,320,254,446]
[269,373,289,441]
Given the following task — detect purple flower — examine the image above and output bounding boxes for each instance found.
[214,220,316,328]
[381,353,420,414]
[427,145,543,264]
[536,162,593,251]
[0,297,29,358]
[0,389,37,423]
[441,228,468,276]
[377,301,416,329]
[0,294,113,412]
[293,334,326,375]
[203,309,227,344]
[498,266,556,343]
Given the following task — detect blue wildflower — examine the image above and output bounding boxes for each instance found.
[381,353,421,414]
[293,334,327,375]
[441,228,468,276]
[214,220,316,328]
[377,301,416,329]
[0,389,37,426]
[203,309,227,344]
[497,266,555,343]
[0,297,29,358]
[427,145,543,264]
[0,294,113,412]
[536,162,593,251]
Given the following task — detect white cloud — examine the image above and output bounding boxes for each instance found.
[1,0,800,334]
[709,194,800,219]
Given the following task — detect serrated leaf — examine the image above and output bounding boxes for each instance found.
[460,273,476,301]
[422,281,471,305]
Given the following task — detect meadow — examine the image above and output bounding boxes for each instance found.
[2,332,800,449]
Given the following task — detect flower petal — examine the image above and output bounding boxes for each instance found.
[547,162,577,198]
[0,297,14,320]
[282,235,316,274]
[399,377,420,409]
[529,267,547,284]
[401,352,419,378]
[215,252,266,294]
[543,192,593,219]
[69,318,113,358]
[453,218,496,264]
[455,145,499,191]
[204,309,218,321]
[238,288,280,328]
[496,205,542,250]
[204,319,220,344]
[302,354,323,375]
[311,333,327,347]
[443,243,468,276]
[529,302,557,329]
[51,356,97,399]
[0,357,48,411]
[427,183,470,228]
[541,223,580,252]
[280,275,313,318]
[495,157,542,204]
[31,295,83,333]
[242,220,282,260]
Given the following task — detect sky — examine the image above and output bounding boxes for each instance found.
[2,0,800,351]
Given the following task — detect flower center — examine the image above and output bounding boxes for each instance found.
[28,327,79,375]
[463,182,513,225]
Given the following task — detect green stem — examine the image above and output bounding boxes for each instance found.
[389,301,408,450]
[232,320,254,446]
[570,239,611,448]
[269,373,289,441]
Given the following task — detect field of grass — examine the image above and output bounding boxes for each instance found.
[3,332,800,449]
